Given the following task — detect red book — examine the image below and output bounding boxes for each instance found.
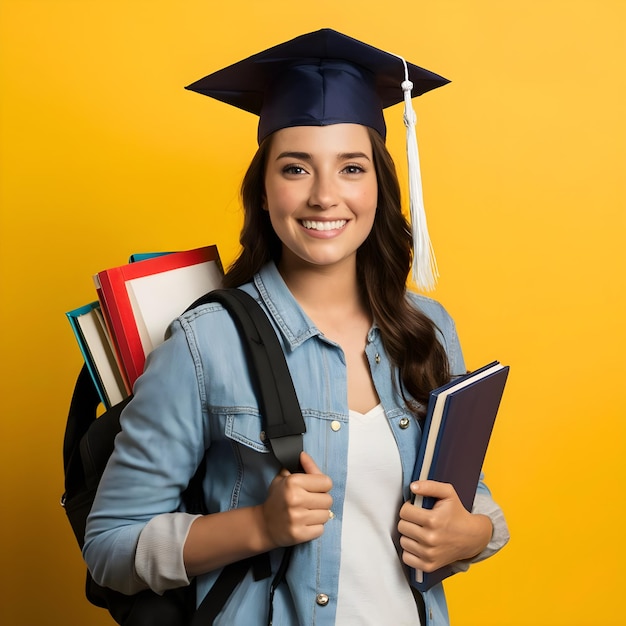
[94,245,223,391]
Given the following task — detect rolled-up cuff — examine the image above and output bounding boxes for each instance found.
[134,512,202,594]
[450,493,510,574]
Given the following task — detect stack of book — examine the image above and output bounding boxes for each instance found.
[66,245,223,408]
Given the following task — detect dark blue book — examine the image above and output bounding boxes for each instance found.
[411,361,510,591]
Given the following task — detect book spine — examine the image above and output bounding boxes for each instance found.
[66,307,109,406]
[94,274,134,394]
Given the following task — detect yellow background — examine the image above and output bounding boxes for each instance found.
[1,1,624,624]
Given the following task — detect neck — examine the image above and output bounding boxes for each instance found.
[277,256,366,321]
[278,254,379,413]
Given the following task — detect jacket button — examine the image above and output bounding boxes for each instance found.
[330,420,341,432]
[316,593,330,606]
[399,417,410,429]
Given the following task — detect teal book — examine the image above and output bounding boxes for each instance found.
[66,302,128,408]
[127,252,172,263]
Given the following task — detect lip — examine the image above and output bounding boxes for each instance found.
[298,219,348,239]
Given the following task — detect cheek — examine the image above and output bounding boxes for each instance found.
[265,182,289,208]
[353,182,378,216]
[264,182,298,213]
[355,174,378,200]
[265,188,299,235]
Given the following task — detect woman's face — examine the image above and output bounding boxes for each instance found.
[263,123,378,273]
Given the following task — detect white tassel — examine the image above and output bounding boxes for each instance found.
[399,59,438,291]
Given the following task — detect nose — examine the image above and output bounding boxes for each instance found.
[308,171,338,210]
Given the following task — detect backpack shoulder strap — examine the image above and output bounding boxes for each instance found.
[187,288,304,624]
[188,288,305,473]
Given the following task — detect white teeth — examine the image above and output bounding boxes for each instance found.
[301,220,347,231]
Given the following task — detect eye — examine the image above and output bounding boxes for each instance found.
[341,164,366,175]
[282,164,308,176]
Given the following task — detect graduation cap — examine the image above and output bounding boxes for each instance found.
[186,28,449,291]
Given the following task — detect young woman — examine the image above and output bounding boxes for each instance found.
[84,29,509,625]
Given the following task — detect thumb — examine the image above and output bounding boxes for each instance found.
[299,451,324,475]
[411,479,457,501]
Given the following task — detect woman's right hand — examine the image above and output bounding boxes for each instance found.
[260,451,333,548]
[184,452,332,576]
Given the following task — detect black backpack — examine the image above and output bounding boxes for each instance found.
[62,288,306,625]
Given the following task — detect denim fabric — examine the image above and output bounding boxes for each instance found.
[84,261,486,625]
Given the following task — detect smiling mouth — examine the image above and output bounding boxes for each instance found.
[300,219,347,231]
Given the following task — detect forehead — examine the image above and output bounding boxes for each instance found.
[268,124,374,156]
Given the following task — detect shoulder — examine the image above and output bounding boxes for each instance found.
[165,281,269,357]
[406,291,466,375]
[169,278,260,337]
[406,291,455,328]
[171,298,240,342]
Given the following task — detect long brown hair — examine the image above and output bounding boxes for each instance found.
[223,127,450,416]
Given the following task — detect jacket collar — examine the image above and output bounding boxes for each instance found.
[253,261,381,351]
[254,262,322,351]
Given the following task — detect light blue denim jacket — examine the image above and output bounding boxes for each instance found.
[84,261,506,625]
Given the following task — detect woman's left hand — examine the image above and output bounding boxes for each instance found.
[397,481,493,573]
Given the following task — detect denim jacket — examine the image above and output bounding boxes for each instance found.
[84,261,507,625]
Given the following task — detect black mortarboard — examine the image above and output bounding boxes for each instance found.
[186,29,450,291]
[185,28,449,143]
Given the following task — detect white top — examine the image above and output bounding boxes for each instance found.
[335,404,420,625]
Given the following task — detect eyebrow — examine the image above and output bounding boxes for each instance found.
[275,151,372,161]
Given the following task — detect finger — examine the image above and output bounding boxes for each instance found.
[411,480,457,501]
[299,451,323,475]
[305,492,334,512]
[269,494,335,545]
[399,501,419,523]
[400,541,439,573]
[302,505,336,526]
[292,452,333,494]
[399,500,433,528]
[284,472,334,500]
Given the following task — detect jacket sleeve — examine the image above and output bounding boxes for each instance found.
[449,480,511,573]
[134,512,200,593]
[83,318,208,595]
